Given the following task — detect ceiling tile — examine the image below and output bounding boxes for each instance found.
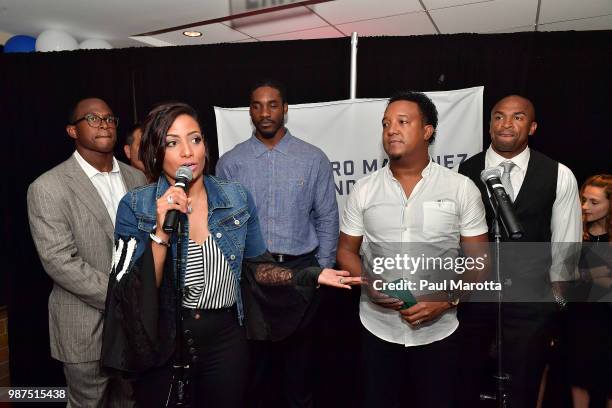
[312,0,422,25]
[113,38,150,48]
[129,36,173,47]
[486,24,535,33]
[232,7,329,37]
[257,26,345,41]
[539,0,612,24]
[430,0,537,34]
[0,0,232,42]
[539,14,612,31]
[231,38,259,43]
[336,11,437,36]
[423,0,494,10]
[151,23,250,46]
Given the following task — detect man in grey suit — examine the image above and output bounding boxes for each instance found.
[27,97,147,407]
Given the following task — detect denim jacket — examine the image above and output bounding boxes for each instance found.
[101,175,321,374]
[114,175,267,323]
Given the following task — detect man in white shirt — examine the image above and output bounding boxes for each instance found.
[337,91,489,407]
[27,97,146,407]
[457,94,582,407]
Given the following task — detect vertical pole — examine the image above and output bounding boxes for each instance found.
[350,32,358,99]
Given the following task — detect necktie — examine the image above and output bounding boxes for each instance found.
[500,161,516,201]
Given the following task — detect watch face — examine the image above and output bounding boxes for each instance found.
[448,291,460,306]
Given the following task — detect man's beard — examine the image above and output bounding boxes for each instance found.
[256,119,283,139]
[257,127,278,139]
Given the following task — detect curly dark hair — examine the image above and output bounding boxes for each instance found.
[249,79,287,104]
[387,91,438,144]
[139,101,208,180]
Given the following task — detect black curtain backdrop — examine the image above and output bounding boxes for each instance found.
[1,31,610,406]
[357,31,612,184]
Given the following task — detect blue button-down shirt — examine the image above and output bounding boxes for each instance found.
[216,130,339,268]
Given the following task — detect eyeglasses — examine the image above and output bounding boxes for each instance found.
[71,113,119,128]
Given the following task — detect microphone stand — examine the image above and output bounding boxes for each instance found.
[167,218,191,407]
[480,194,510,408]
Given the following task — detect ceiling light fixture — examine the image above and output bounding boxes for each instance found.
[182,31,202,37]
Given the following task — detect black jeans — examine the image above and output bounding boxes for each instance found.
[361,326,458,408]
[133,306,248,408]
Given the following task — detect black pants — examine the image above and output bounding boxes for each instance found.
[453,302,496,407]
[362,326,458,408]
[133,306,248,408]
[502,303,558,408]
[454,302,558,408]
[247,252,320,408]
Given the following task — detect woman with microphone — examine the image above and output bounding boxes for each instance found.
[100,101,360,407]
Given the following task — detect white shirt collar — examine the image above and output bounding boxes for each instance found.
[485,146,530,171]
[73,150,120,179]
[385,159,434,180]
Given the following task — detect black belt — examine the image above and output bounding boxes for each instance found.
[270,250,315,263]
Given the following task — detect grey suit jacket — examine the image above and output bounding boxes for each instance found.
[27,155,147,363]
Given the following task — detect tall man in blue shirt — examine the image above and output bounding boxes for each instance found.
[216,79,339,408]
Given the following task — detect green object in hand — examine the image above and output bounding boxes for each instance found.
[380,279,418,310]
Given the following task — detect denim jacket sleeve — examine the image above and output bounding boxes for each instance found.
[243,186,267,259]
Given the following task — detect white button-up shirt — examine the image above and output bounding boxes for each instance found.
[341,161,488,346]
[73,151,127,226]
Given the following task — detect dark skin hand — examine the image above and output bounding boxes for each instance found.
[337,232,489,326]
[337,233,405,310]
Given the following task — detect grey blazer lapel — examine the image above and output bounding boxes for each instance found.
[64,156,115,242]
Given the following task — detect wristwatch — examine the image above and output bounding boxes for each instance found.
[447,291,460,307]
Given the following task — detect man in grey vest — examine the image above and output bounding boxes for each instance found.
[457,95,581,407]
[28,97,147,407]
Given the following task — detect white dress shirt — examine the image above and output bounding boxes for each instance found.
[73,151,127,226]
[341,161,488,346]
[485,147,582,280]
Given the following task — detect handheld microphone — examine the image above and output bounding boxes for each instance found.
[162,166,193,234]
[480,167,524,240]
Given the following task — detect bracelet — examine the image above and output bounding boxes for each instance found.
[553,292,567,309]
[150,231,170,247]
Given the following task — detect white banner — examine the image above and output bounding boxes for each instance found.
[215,86,483,211]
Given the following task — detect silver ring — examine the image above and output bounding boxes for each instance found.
[167,195,174,204]
[339,277,344,285]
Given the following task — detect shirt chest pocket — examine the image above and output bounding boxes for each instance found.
[422,201,458,234]
[282,165,309,211]
[218,208,250,250]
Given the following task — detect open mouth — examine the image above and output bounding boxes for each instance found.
[181,162,198,172]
